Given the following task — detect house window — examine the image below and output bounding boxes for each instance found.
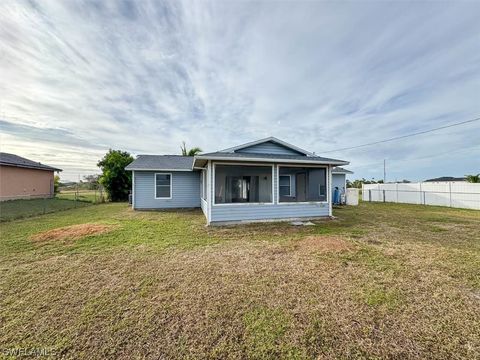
[155,173,171,198]
[214,165,272,204]
[279,167,326,202]
[279,175,291,196]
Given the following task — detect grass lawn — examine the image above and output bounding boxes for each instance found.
[0,197,91,222]
[1,202,479,359]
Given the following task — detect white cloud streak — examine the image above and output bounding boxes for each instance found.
[0,0,479,181]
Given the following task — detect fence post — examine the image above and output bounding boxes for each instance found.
[369,189,372,202]
[383,189,386,203]
[419,182,422,205]
[396,183,399,203]
[449,182,452,207]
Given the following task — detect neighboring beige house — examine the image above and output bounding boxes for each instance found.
[0,153,62,201]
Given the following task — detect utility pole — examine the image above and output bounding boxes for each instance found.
[383,159,386,183]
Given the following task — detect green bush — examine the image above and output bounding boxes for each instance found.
[97,150,133,201]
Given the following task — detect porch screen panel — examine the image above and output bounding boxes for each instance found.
[215,165,272,204]
[279,167,327,202]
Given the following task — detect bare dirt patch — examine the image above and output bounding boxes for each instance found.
[30,223,116,243]
[294,235,354,253]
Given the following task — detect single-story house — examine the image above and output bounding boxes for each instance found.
[0,153,62,201]
[126,137,350,225]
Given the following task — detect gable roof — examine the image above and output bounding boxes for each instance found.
[0,152,62,172]
[332,166,353,174]
[125,155,194,171]
[219,137,313,156]
[125,137,349,171]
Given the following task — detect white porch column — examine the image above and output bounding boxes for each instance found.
[206,160,212,225]
[328,166,333,216]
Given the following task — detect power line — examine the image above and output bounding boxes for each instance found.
[351,143,480,169]
[321,116,480,154]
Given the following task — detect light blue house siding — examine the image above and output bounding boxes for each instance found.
[235,141,303,156]
[133,171,200,209]
[209,164,330,224]
[332,173,346,199]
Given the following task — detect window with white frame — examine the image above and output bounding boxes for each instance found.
[155,173,171,198]
[279,175,291,196]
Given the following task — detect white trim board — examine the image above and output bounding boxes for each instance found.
[132,170,135,209]
[195,156,348,166]
[207,160,212,224]
[129,168,193,172]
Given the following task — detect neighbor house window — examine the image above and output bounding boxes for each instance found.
[279,175,292,196]
[279,167,326,202]
[214,165,272,204]
[155,173,171,198]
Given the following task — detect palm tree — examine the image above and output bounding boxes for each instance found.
[181,141,202,156]
[465,173,480,183]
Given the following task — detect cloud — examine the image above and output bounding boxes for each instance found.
[0,0,479,181]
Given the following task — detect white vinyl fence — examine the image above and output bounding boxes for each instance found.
[362,182,480,210]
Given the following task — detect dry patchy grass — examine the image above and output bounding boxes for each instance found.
[30,223,117,244]
[0,202,479,359]
[293,235,354,254]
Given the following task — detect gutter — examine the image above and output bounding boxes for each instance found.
[332,170,354,174]
[124,168,194,172]
[194,156,349,166]
[0,163,62,172]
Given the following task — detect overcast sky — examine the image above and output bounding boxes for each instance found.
[1,0,479,181]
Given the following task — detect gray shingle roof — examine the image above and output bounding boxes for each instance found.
[0,152,62,171]
[196,152,349,165]
[125,155,194,171]
[332,166,353,174]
